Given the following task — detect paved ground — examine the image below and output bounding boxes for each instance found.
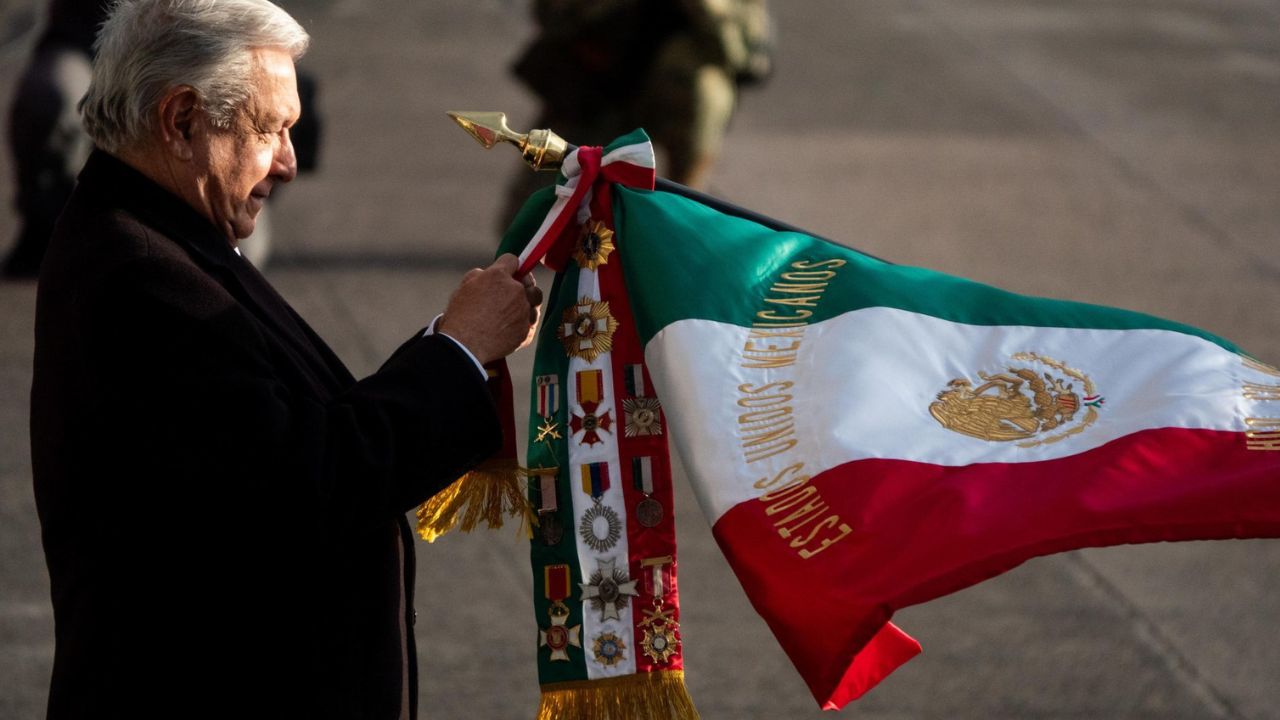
[2,1,1279,718]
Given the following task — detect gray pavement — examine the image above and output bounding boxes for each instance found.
[2,1,1279,718]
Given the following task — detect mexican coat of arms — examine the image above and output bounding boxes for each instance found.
[929,352,1105,448]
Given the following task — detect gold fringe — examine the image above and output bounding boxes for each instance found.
[414,459,535,542]
[536,671,700,720]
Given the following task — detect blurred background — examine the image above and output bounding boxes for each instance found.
[2,0,1279,717]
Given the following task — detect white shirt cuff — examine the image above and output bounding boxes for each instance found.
[424,314,487,380]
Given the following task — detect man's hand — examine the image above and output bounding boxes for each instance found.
[438,254,543,366]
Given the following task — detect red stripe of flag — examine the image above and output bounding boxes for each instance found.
[711,427,1280,708]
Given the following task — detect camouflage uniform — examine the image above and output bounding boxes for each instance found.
[502,0,772,228]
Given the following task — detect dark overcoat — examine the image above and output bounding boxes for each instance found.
[31,150,500,719]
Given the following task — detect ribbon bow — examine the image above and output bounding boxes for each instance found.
[516,139,656,276]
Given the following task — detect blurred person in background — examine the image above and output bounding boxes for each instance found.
[3,0,322,277]
[2,0,99,277]
[501,0,773,228]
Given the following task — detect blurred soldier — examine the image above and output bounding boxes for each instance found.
[502,0,773,227]
[3,0,323,277]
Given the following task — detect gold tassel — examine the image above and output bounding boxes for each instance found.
[536,671,700,720]
[414,459,535,542]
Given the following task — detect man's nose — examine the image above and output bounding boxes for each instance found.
[273,130,298,183]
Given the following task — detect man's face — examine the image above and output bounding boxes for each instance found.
[195,48,300,242]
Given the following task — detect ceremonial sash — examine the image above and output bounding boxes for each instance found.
[515,132,698,719]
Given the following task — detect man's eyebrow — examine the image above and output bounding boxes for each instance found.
[252,110,286,131]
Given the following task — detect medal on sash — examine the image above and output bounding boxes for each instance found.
[532,469,563,546]
[632,456,663,528]
[639,556,680,664]
[539,564,581,662]
[579,557,639,621]
[578,463,621,553]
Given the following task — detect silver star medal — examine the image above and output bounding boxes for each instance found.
[579,558,639,621]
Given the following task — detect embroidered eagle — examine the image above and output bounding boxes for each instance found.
[929,367,1082,442]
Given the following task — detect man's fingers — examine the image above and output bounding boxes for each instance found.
[527,286,543,324]
[442,254,540,364]
[491,253,520,275]
[463,267,483,281]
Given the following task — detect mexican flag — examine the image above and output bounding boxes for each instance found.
[498,130,1280,713]
[610,181,1280,709]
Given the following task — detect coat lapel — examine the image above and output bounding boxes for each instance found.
[222,255,356,392]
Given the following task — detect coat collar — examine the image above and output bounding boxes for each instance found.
[78,149,239,270]
[78,149,357,393]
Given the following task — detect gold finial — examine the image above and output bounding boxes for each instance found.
[446,111,569,171]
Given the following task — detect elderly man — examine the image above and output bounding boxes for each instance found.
[30,1,537,717]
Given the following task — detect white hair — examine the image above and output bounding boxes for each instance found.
[80,0,310,153]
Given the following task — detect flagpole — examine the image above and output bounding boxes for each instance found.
[446,111,888,264]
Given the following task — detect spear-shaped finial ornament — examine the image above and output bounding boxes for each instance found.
[445,110,885,262]
[447,111,569,172]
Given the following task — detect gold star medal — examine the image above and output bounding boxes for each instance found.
[640,620,679,665]
[559,298,618,363]
[573,220,615,270]
[639,556,680,664]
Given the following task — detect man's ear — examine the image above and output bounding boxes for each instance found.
[156,86,201,160]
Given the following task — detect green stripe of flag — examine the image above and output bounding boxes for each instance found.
[614,186,1239,354]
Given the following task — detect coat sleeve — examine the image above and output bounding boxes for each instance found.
[79,253,502,535]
